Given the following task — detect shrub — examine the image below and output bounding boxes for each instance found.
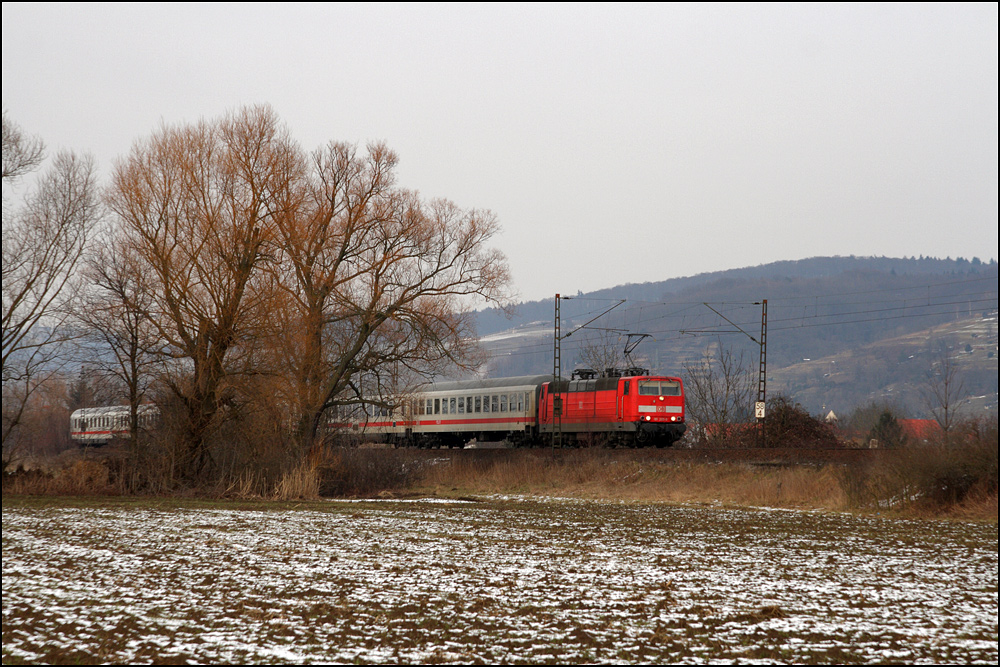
[763,395,839,448]
[318,448,422,497]
[839,416,998,511]
[868,411,908,449]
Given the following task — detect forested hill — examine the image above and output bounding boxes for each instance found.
[474,255,998,415]
[477,255,997,337]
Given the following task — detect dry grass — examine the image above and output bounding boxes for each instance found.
[838,430,998,518]
[6,442,995,520]
[2,460,117,497]
[223,469,271,499]
[272,463,320,501]
[417,451,849,510]
[4,456,322,502]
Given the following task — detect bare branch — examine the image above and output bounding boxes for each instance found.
[921,340,967,434]
[268,140,511,449]
[683,341,756,443]
[106,105,297,479]
[2,111,45,182]
[3,115,99,457]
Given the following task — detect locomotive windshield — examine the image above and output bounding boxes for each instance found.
[638,380,681,396]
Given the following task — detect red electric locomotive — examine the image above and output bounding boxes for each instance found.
[538,370,685,448]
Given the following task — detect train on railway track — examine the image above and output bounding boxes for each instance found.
[334,370,686,449]
[70,370,686,449]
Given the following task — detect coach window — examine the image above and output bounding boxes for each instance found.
[458,397,465,414]
[483,395,490,413]
[434,398,440,414]
[500,394,507,412]
[474,396,482,413]
[450,397,456,414]
[517,392,524,411]
[491,395,498,412]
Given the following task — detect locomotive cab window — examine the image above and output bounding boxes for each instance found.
[638,380,681,396]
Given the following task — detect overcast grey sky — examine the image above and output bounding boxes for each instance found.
[3,3,997,302]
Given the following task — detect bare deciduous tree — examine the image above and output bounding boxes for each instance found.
[2,113,99,467]
[103,106,511,478]
[107,106,296,479]
[77,235,162,448]
[922,342,967,435]
[271,141,511,451]
[683,341,756,443]
[2,112,44,181]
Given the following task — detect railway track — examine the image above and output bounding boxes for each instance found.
[355,446,878,466]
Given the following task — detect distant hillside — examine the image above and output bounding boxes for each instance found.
[474,255,998,417]
[477,255,996,336]
[769,313,998,418]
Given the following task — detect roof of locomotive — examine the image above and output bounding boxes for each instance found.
[550,374,684,393]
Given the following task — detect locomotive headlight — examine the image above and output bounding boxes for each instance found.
[645,415,651,421]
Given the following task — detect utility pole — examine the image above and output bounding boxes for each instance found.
[552,294,563,447]
[696,300,769,445]
[755,299,768,447]
[552,294,626,447]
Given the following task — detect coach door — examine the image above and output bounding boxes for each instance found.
[539,385,548,423]
[617,379,630,421]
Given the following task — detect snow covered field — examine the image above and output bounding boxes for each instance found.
[3,498,997,664]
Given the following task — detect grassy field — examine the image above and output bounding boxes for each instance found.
[327,447,998,521]
[3,495,997,664]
